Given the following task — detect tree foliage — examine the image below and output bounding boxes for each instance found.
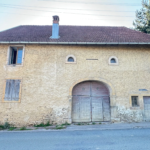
[133,0,150,33]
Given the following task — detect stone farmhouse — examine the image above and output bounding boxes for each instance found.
[0,16,150,126]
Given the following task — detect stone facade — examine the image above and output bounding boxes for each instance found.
[0,44,150,126]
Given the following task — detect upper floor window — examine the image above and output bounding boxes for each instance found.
[9,47,24,65]
[109,56,118,65]
[110,58,116,63]
[68,57,74,62]
[66,55,76,63]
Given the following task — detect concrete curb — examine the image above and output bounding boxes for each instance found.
[0,122,150,133]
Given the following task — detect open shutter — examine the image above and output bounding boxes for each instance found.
[17,49,23,64]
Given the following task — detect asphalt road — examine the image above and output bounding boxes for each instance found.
[0,129,150,150]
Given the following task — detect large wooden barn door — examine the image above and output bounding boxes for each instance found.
[72,81,111,122]
[143,96,150,121]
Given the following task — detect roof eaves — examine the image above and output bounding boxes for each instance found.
[118,42,129,45]
[138,42,149,44]
[76,42,87,44]
[106,42,119,45]
[1,41,150,45]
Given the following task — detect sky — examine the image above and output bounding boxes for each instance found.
[0,0,144,32]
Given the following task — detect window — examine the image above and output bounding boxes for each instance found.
[66,55,76,63]
[111,58,116,63]
[3,79,21,102]
[9,47,23,65]
[68,57,74,62]
[109,56,118,65]
[131,96,139,107]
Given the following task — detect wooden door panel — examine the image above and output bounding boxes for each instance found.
[72,96,80,122]
[92,97,103,122]
[144,96,150,121]
[103,97,111,121]
[79,97,91,122]
[72,82,91,96]
[91,82,109,97]
[72,96,91,122]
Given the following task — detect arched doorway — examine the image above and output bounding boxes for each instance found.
[72,81,111,122]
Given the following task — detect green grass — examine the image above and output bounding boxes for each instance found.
[20,127,27,130]
[0,125,4,129]
[77,123,81,125]
[55,125,65,130]
[34,121,52,127]
[0,122,12,130]
[61,122,71,126]
[8,127,16,131]
[92,122,96,125]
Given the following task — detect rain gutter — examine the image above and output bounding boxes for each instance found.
[0,42,150,45]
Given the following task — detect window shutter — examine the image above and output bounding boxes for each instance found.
[4,80,12,101]
[4,80,21,101]
[17,49,23,64]
[12,80,20,101]
[11,49,15,64]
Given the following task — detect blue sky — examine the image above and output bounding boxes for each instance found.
[0,0,143,31]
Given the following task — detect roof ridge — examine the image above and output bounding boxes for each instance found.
[19,25,126,28]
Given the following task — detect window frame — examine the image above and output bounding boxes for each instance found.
[2,78,22,103]
[65,55,76,64]
[130,95,140,108]
[7,45,25,66]
[108,56,118,65]
[131,96,139,107]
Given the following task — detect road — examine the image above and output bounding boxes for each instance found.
[0,129,150,150]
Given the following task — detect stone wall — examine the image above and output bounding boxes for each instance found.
[0,44,150,126]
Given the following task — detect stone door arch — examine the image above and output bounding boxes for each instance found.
[72,81,111,122]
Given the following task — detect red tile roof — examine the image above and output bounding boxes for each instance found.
[0,25,150,43]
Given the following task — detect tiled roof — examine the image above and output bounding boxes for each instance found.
[0,25,150,43]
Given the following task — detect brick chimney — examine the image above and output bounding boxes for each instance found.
[50,15,60,39]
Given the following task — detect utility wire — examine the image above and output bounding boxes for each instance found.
[0,5,136,18]
[0,11,134,21]
[38,0,141,6]
[0,3,136,12]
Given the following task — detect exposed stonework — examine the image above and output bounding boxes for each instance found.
[116,106,143,122]
[0,44,150,126]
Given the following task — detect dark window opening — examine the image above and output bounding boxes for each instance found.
[4,79,21,101]
[10,47,23,65]
[68,57,74,62]
[132,96,139,107]
[110,58,116,63]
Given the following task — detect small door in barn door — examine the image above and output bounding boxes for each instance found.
[92,97,103,121]
[72,96,91,122]
[103,97,111,121]
[143,96,150,121]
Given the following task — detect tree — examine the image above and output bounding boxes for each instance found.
[133,0,150,33]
